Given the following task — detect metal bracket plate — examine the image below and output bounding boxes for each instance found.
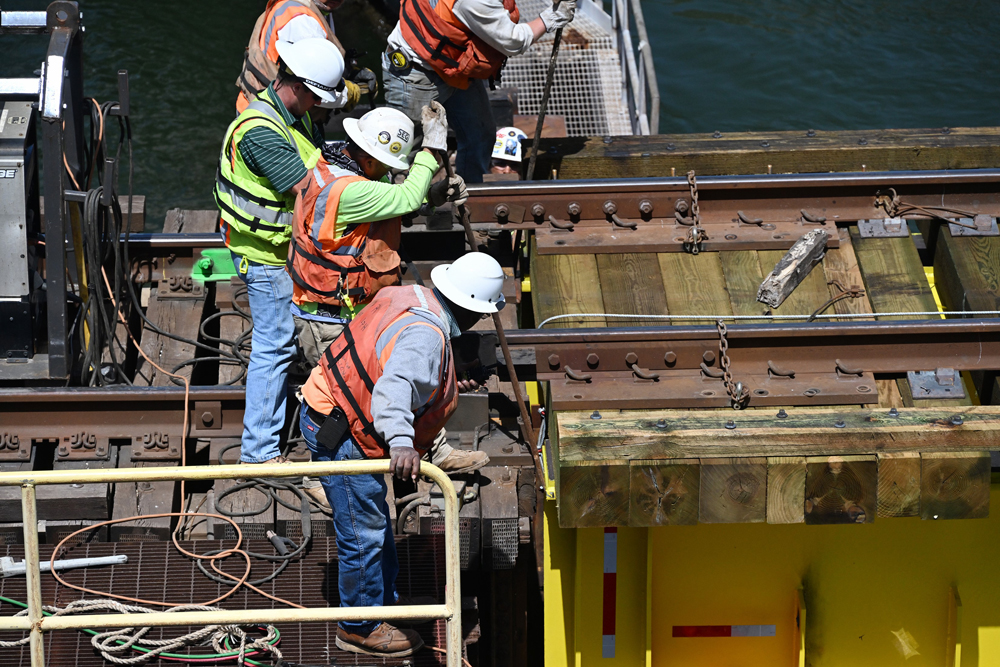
[56,432,111,461]
[130,431,181,461]
[907,368,966,400]
[948,215,999,238]
[0,433,30,461]
[858,218,909,238]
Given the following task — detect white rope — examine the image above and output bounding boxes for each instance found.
[0,599,282,664]
[536,310,1000,328]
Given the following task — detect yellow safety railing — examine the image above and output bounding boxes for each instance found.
[0,461,461,667]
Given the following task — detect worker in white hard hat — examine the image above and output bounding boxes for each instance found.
[489,125,527,175]
[236,0,377,115]
[288,101,485,510]
[214,38,345,469]
[298,251,505,657]
[383,0,576,183]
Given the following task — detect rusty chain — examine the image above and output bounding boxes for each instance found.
[807,280,866,321]
[875,187,978,229]
[684,170,707,254]
[716,320,749,409]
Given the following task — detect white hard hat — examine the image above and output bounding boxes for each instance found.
[275,38,345,105]
[492,126,527,163]
[343,107,415,170]
[431,252,506,314]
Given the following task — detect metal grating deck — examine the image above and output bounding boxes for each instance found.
[502,0,631,137]
[0,537,451,666]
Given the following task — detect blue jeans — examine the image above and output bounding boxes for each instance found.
[382,52,495,183]
[233,253,296,463]
[300,402,398,633]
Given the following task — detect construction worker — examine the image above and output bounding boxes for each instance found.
[214,38,344,467]
[383,0,577,183]
[236,0,378,114]
[298,251,506,657]
[489,125,527,175]
[289,102,488,509]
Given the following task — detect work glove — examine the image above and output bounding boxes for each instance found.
[428,175,469,207]
[390,445,421,481]
[540,0,576,32]
[420,100,449,152]
[350,67,379,98]
[341,79,362,112]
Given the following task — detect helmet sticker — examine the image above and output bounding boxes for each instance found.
[396,128,411,142]
[378,131,391,144]
[389,141,402,153]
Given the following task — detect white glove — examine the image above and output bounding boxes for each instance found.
[428,175,469,207]
[420,100,449,152]
[540,0,576,32]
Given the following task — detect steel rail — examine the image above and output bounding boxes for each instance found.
[467,168,1000,196]
[0,461,461,667]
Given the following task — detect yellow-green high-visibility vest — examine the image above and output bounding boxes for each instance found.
[214,95,322,265]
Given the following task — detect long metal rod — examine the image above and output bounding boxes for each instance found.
[526,16,563,181]
[628,0,658,133]
[0,462,460,667]
[21,485,44,667]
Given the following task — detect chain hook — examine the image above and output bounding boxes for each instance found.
[716,319,749,409]
[683,170,706,254]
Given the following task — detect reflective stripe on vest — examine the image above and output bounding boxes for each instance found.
[316,285,458,457]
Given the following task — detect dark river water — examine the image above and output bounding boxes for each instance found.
[3,0,999,227]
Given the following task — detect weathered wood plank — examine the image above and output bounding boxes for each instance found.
[766,456,806,524]
[757,248,831,317]
[822,227,876,319]
[628,459,699,526]
[110,447,176,541]
[658,252,733,319]
[719,251,769,321]
[529,237,604,328]
[876,452,920,518]
[215,278,251,385]
[554,407,1000,461]
[557,461,629,528]
[698,457,766,524]
[805,455,876,524]
[536,127,1000,180]
[162,209,218,234]
[595,254,668,327]
[920,452,990,520]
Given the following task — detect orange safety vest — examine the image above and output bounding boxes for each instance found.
[398,0,519,89]
[319,285,458,458]
[236,0,346,113]
[288,161,403,308]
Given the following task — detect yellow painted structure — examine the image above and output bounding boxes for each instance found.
[545,480,1000,666]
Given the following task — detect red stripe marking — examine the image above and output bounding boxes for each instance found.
[602,573,616,634]
[672,626,733,638]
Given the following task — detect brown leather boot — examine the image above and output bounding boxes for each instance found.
[436,449,490,474]
[335,623,424,657]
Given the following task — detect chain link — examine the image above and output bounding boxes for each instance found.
[717,320,748,409]
[684,170,707,254]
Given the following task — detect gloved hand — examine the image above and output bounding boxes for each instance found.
[350,67,379,98]
[540,0,576,32]
[428,175,469,207]
[342,79,362,112]
[420,100,449,152]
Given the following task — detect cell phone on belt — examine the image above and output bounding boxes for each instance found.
[315,406,349,448]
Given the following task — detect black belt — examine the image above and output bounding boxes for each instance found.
[306,404,328,426]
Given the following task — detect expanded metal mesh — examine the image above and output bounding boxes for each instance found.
[490,518,518,570]
[501,0,632,137]
[0,538,449,666]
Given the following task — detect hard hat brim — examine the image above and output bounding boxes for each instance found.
[430,264,505,314]
[275,40,339,104]
[343,118,412,171]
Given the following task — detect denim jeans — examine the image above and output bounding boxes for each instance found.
[233,253,296,463]
[300,402,398,634]
[382,52,495,183]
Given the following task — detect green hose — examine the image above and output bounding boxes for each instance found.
[0,595,278,666]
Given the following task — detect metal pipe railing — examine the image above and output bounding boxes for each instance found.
[0,461,461,667]
[628,0,659,134]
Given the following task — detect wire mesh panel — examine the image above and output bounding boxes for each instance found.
[502,0,632,137]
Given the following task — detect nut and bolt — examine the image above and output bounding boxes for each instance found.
[586,353,600,367]
[567,202,582,216]
[494,203,510,219]
[547,354,561,368]
[664,351,677,365]
[725,420,736,430]
[531,203,546,218]
[625,352,639,365]
[638,200,654,215]
[950,415,964,426]
[201,411,215,426]
[888,407,899,417]
[702,350,716,364]
[656,419,667,429]
[776,409,788,419]
[602,200,618,215]
[834,420,846,428]
[590,410,602,420]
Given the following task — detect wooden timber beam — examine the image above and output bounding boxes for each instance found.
[533,127,1000,180]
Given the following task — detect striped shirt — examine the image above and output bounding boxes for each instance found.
[238,84,324,193]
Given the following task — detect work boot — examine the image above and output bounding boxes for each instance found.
[302,484,332,513]
[436,449,489,474]
[335,623,424,657]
